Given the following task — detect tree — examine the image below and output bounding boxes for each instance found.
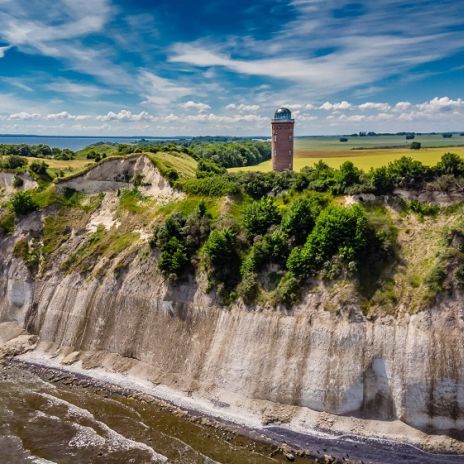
[242,197,281,238]
[287,205,369,276]
[410,141,421,150]
[281,197,315,244]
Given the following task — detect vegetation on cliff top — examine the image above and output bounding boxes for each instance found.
[0,141,463,315]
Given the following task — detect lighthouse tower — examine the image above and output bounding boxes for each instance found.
[271,107,294,171]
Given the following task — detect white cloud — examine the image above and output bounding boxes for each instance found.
[393,101,412,112]
[305,103,316,110]
[358,102,391,111]
[139,70,192,107]
[96,110,156,122]
[47,80,112,97]
[181,101,211,112]
[319,101,352,111]
[0,45,11,59]
[225,103,260,112]
[416,96,464,113]
[9,112,41,120]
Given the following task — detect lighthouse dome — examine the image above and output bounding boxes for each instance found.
[273,107,292,120]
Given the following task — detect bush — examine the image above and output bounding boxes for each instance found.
[287,205,369,277]
[273,272,301,308]
[29,160,50,180]
[179,175,239,196]
[242,197,281,238]
[0,211,15,235]
[410,141,421,150]
[386,156,428,189]
[435,153,464,177]
[0,155,27,170]
[10,191,39,215]
[196,159,226,178]
[158,237,189,277]
[241,229,289,276]
[203,227,240,287]
[281,197,316,244]
[13,175,24,189]
[151,203,212,278]
[370,166,394,194]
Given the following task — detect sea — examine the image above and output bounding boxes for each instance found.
[0,136,181,151]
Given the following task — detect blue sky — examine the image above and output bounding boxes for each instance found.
[0,0,463,136]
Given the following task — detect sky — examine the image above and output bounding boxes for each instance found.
[0,0,464,136]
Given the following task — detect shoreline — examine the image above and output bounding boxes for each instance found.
[10,352,464,464]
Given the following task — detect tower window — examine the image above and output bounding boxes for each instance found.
[289,135,292,141]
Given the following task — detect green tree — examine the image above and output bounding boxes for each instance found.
[242,197,281,238]
[287,205,369,276]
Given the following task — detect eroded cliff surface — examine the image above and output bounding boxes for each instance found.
[1,255,463,437]
[0,155,463,451]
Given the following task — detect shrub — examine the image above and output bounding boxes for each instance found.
[370,166,394,194]
[0,211,15,235]
[29,160,50,180]
[332,161,363,193]
[410,141,421,150]
[13,175,24,189]
[273,272,301,308]
[179,175,238,196]
[0,155,27,170]
[287,205,369,277]
[435,153,464,177]
[10,191,39,215]
[203,227,240,287]
[196,159,226,178]
[386,156,428,189]
[158,237,189,277]
[281,194,327,243]
[242,197,281,238]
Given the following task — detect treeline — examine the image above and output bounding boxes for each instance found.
[178,152,464,198]
[0,144,75,160]
[189,141,271,168]
[116,140,271,169]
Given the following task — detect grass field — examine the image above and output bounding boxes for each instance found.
[231,137,464,172]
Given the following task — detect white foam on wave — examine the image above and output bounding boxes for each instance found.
[38,392,168,463]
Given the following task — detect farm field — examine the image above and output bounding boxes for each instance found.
[230,135,464,172]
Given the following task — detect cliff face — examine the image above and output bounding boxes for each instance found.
[1,155,463,448]
[1,254,463,437]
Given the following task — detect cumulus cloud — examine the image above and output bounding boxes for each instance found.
[416,96,464,112]
[96,110,156,122]
[9,112,41,120]
[46,111,91,121]
[358,102,391,111]
[181,101,211,112]
[319,101,352,111]
[393,101,412,111]
[225,103,260,112]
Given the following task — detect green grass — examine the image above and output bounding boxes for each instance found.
[147,151,197,178]
[157,196,221,220]
[62,225,140,274]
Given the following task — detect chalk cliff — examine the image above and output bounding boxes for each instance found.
[1,156,463,452]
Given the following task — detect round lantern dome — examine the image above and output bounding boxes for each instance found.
[273,107,292,120]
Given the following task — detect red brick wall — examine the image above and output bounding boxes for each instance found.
[271,120,294,171]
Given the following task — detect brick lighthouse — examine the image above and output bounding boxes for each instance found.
[271,107,294,171]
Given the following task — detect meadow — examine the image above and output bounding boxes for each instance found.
[231,134,464,172]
